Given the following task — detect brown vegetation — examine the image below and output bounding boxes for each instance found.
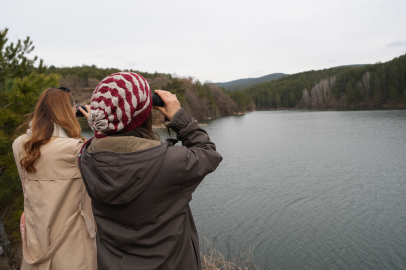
[209,84,240,117]
[0,237,260,270]
[200,237,259,270]
[59,75,99,105]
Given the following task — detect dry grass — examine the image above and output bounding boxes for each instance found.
[200,237,259,270]
[1,235,260,270]
[0,245,22,270]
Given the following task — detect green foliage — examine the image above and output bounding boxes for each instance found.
[388,86,398,100]
[274,93,281,107]
[0,72,60,204]
[0,28,40,85]
[164,78,186,104]
[165,78,185,94]
[194,81,217,116]
[3,193,24,243]
[229,90,248,112]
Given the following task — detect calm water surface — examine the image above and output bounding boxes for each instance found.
[83,110,406,270]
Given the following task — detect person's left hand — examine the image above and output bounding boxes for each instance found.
[78,105,91,119]
[153,90,181,121]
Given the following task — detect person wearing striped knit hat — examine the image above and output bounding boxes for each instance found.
[79,72,222,270]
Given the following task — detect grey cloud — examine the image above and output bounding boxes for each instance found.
[387,40,406,47]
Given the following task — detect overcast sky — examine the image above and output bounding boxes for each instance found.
[2,0,405,82]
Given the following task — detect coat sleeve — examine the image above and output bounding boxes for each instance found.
[12,135,27,185]
[72,138,84,164]
[165,108,223,195]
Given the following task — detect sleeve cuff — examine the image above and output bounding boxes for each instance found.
[164,108,192,133]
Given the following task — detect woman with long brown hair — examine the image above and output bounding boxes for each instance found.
[12,87,96,270]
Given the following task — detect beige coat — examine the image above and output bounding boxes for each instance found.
[13,131,97,270]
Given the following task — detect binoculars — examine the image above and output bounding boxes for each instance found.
[152,93,164,107]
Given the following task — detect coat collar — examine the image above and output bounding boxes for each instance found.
[27,121,69,138]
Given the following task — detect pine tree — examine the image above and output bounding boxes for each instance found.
[0,73,60,194]
[0,28,39,85]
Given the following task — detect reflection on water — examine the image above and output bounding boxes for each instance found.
[82,110,406,269]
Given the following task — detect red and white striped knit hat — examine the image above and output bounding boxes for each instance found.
[88,72,152,138]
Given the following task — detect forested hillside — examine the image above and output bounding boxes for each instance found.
[215,73,288,91]
[235,55,406,109]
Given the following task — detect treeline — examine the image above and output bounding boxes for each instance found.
[46,65,172,86]
[232,54,406,110]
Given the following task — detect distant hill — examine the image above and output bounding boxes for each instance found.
[215,73,288,91]
[331,64,369,68]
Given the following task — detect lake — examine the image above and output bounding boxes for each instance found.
[83,109,406,270]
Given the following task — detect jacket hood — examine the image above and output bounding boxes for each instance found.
[80,139,173,205]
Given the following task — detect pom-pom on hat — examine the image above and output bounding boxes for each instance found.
[88,72,152,138]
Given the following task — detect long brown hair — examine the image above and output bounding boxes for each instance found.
[135,112,160,141]
[20,88,85,173]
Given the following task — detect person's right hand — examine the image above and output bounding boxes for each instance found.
[153,90,181,121]
[78,105,91,119]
